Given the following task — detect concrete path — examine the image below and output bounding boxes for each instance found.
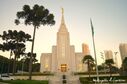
[48,72,81,84]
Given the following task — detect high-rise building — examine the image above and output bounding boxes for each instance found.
[82,43,90,55]
[119,43,127,61]
[104,50,113,60]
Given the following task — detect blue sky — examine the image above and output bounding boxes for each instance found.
[0,0,127,67]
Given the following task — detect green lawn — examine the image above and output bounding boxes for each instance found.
[1,80,49,84]
[13,72,54,76]
[79,76,127,84]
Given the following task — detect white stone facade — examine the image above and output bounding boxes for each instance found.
[40,10,88,73]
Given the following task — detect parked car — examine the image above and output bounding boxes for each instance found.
[0,74,14,80]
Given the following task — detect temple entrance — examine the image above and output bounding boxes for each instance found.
[61,64,67,72]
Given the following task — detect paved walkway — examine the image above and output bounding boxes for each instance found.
[49,72,80,84]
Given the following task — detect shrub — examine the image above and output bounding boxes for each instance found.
[62,79,67,84]
[62,75,66,79]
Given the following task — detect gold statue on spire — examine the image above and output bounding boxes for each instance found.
[61,7,64,15]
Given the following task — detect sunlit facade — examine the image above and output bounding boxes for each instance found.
[82,43,90,55]
[104,50,113,60]
[40,10,89,73]
[119,43,127,61]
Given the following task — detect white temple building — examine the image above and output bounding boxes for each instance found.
[40,9,90,73]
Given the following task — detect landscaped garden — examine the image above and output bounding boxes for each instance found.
[79,76,127,84]
[0,80,49,84]
[13,72,54,76]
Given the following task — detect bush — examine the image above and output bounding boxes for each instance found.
[79,76,127,83]
[13,72,54,76]
[62,79,67,83]
[62,75,66,79]
[1,80,49,84]
[79,77,92,84]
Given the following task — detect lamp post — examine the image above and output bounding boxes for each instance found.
[90,19,99,82]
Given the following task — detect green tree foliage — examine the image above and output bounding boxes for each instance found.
[32,63,40,72]
[0,30,31,75]
[18,58,40,72]
[122,57,127,71]
[0,55,40,74]
[97,65,104,71]
[98,63,119,74]
[120,57,127,76]
[82,55,94,78]
[20,52,38,72]
[0,55,14,74]
[105,59,114,76]
[15,4,55,80]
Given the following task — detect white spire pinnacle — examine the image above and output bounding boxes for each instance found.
[62,8,64,16]
[59,8,68,32]
[61,7,65,25]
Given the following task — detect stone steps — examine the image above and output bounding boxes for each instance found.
[49,73,80,84]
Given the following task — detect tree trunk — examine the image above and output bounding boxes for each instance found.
[8,50,12,75]
[1,57,4,75]
[88,60,90,80]
[12,54,17,75]
[109,65,112,77]
[13,41,18,75]
[29,26,37,80]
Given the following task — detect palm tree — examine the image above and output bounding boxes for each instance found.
[15,4,55,80]
[105,59,114,76]
[82,55,94,79]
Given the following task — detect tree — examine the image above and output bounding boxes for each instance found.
[97,65,104,71]
[20,52,38,72]
[82,55,94,79]
[120,57,127,76]
[0,30,31,75]
[0,42,15,74]
[32,63,40,72]
[122,57,127,70]
[0,55,13,74]
[15,4,55,80]
[0,32,15,74]
[105,59,114,76]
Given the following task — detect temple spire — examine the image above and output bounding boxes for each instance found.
[62,8,64,16]
[61,7,65,25]
[59,7,68,32]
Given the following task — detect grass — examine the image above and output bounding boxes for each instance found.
[1,80,49,84]
[79,76,127,84]
[74,71,117,75]
[12,72,54,76]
